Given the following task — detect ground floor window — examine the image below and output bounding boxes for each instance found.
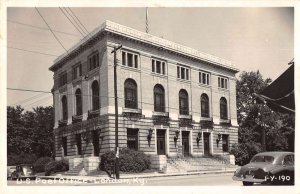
[62,137,67,156]
[222,134,229,152]
[76,133,82,155]
[92,130,99,156]
[127,128,139,151]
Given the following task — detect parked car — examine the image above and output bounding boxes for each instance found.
[7,166,16,180]
[11,164,37,180]
[233,151,294,186]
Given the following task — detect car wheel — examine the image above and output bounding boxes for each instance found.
[243,181,254,186]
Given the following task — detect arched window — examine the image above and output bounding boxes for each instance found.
[220,97,228,120]
[179,89,189,115]
[124,79,138,109]
[201,94,209,118]
[154,84,165,112]
[75,89,82,116]
[61,95,68,120]
[91,81,100,111]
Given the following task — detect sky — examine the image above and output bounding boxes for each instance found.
[6,7,294,110]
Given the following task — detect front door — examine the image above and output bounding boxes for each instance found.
[157,129,166,155]
[182,131,190,157]
[203,132,210,156]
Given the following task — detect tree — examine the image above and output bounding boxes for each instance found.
[231,71,294,165]
[7,105,54,161]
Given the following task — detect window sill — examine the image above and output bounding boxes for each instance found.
[176,78,191,84]
[218,87,229,91]
[219,119,231,124]
[198,83,211,88]
[120,65,140,73]
[200,117,213,122]
[179,114,192,119]
[153,111,169,117]
[123,108,142,114]
[151,72,168,78]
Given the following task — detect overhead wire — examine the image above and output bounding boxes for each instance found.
[63,7,88,36]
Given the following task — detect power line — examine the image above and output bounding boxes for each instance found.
[35,7,68,52]
[8,46,58,57]
[64,7,88,36]
[7,88,52,94]
[11,93,47,106]
[59,7,85,37]
[67,7,90,36]
[8,20,81,37]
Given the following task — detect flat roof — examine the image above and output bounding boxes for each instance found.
[50,20,239,72]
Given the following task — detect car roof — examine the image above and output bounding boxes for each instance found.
[255,151,294,157]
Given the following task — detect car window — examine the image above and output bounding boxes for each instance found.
[283,155,294,165]
[251,155,274,163]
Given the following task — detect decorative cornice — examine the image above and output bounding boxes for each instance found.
[50,20,239,73]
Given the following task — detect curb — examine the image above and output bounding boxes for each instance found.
[38,169,236,182]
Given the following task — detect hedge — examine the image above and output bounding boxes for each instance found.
[100,148,151,174]
[7,153,37,166]
[33,157,54,173]
[45,159,69,176]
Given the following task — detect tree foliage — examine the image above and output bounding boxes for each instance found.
[232,71,295,165]
[7,106,54,159]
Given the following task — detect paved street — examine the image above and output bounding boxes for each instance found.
[7,173,242,186]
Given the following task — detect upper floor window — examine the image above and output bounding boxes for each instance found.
[88,52,99,71]
[177,65,190,80]
[154,84,165,112]
[201,94,209,118]
[218,76,228,89]
[75,89,82,116]
[91,81,100,111]
[199,71,210,85]
[59,71,67,87]
[122,51,139,68]
[124,79,138,109]
[61,95,68,120]
[179,89,189,115]
[72,63,82,80]
[220,97,228,120]
[152,59,166,75]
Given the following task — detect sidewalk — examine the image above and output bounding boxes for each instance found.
[38,168,237,182]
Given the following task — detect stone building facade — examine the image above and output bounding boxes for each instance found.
[50,21,239,171]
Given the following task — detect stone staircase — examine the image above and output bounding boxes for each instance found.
[162,156,237,173]
[65,161,85,176]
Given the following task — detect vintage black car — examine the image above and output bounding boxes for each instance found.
[233,151,294,186]
[11,164,37,180]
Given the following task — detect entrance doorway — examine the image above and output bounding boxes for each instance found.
[182,131,190,157]
[157,129,166,155]
[203,132,210,156]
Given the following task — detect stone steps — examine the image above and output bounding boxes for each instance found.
[65,162,84,176]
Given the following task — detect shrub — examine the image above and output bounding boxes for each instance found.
[230,142,262,166]
[100,148,151,174]
[33,157,54,173]
[45,159,69,176]
[7,153,37,166]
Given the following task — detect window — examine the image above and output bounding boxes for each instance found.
[76,133,82,155]
[62,137,67,156]
[199,71,210,85]
[218,77,228,89]
[121,51,139,68]
[124,79,138,109]
[92,130,99,156]
[177,65,190,80]
[251,155,274,163]
[220,97,228,120]
[152,59,166,75]
[201,94,209,118]
[91,81,100,111]
[154,84,165,112]
[179,89,189,115]
[72,63,82,80]
[88,52,99,71]
[127,129,139,150]
[61,95,68,120]
[75,89,82,116]
[59,71,67,87]
[283,155,294,166]
[222,134,229,152]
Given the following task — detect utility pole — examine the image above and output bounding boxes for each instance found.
[111,44,122,179]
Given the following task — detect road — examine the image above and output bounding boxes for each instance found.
[7,173,243,186]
